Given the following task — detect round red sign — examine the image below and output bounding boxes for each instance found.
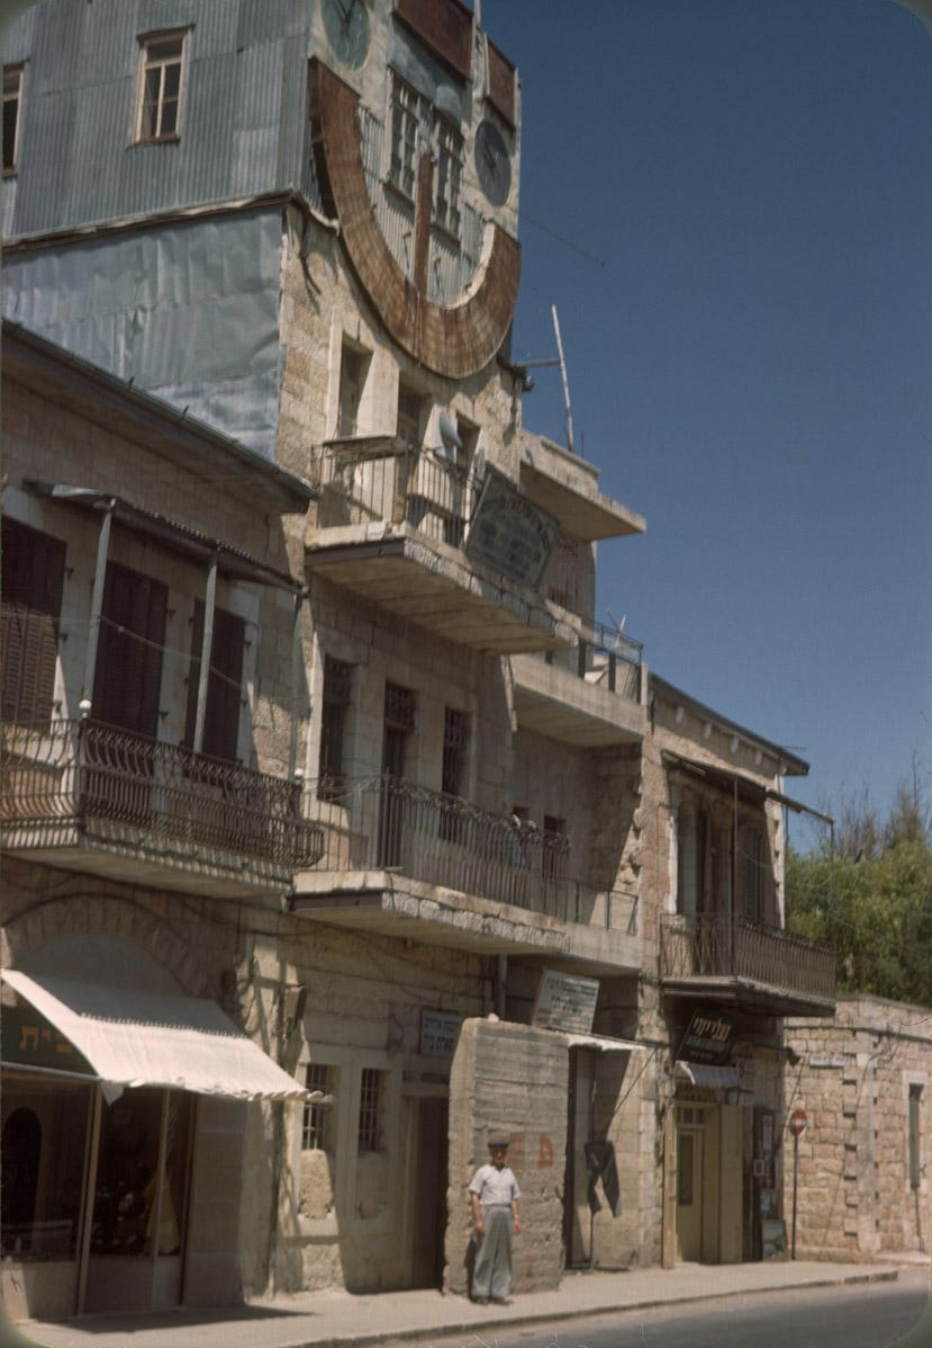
[789,1109,808,1137]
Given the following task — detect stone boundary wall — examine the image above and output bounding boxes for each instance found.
[785,995,930,1260]
[446,1017,568,1295]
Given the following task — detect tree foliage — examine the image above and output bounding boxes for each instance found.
[787,778,932,1007]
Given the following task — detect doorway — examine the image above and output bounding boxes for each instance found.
[410,1097,448,1288]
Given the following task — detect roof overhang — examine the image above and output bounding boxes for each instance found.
[2,970,310,1102]
[27,481,302,592]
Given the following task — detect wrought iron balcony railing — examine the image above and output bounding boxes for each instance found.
[660,912,835,1003]
[303,774,637,931]
[313,439,481,548]
[1,719,323,869]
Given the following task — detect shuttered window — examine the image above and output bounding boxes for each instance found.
[1,518,66,726]
[92,562,167,737]
[183,601,245,762]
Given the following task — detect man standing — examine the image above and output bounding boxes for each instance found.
[468,1137,522,1304]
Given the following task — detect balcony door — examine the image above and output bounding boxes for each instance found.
[92,563,167,738]
[379,683,414,867]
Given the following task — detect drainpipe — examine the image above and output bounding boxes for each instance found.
[494,956,507,1019]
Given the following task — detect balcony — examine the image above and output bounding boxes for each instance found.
[659,913,835,1017]
[519,434,646,542]
[292,775,640,970]
[512,622,646,748]
[1,720,323,898]
[306,439,576,654]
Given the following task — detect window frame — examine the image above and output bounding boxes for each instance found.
[318,655,353,799]
[3,62,25,176]
[387,70,424,204]
[302,1062,338,1154]
[357,1066,385,1154]
[134,29,190,146]
[431,111,464,241]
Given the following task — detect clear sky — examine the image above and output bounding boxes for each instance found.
[481,0,932,826]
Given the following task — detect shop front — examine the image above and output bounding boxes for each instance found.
[1,967,307,1320]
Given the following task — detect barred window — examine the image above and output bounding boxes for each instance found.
[319,656,353,798]
[136,33,186,143]
[302,1063,337,1153]
[388,72,423,201]
[358,1068,384,1153]
[432,114,463,238]
[442,707,468,799]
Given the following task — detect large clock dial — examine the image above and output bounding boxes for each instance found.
[475,120,511,208]
[322,0,370,71]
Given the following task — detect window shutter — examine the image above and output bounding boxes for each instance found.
[93,562,167,737]
[1,519,66,725]
[184,601,245,761]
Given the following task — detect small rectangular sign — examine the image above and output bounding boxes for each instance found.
[680,1009,737,1065]
[809,1054,846,1069]
[420,1009,462,1057]
[531,970,600,1034]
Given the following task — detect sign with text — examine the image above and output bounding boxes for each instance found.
[531,970,600,1035]
[680,1009,737,1065]
[0,1006,92,1075]
[464,467,560,590]
[420,1009,462,1057]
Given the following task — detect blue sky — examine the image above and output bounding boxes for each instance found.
[483,0,932,825]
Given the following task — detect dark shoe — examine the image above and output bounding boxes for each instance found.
[472,1296,489,1305]
[491,1297,511,1305]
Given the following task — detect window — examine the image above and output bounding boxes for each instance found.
[432,114,463,238]
[382,682,415,779]
[742,827,765,925]
[388,72,423,201]
[338,343,367,439]
[677,801,708,919]
[358,1067,384,1153]
[396,381,426,449]
[909,1084,923,1190]
[136,32,186,143]
[1,519,66,726]
[92,563,168,737]
[3,64,24,174]
[183,602,246,762]
[318,656,353,798]
[303,1063,337,1153]
[542,814,567,882]
[442,707,468,799]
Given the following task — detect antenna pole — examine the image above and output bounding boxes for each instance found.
[552,305,576,456]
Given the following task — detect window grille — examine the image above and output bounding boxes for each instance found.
[358,1068,383,1153]
[384,682,416,734]
[3,64,23,173]
[388,73,423,200]
[442,707,468,797]
[302,1063,335,1152]
[137,34,186,143]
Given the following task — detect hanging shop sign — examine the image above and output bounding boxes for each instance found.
[420,1009,462,1057]
[464,467,560,590]
[0,1005,93,1075]
[532,970,600,1035]
[679,1008,737,1065]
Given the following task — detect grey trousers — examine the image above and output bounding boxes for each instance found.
[472,1204,513,1300]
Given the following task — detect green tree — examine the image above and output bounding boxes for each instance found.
[787,778,932,1007]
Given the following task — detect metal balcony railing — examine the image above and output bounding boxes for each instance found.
[303,774,638,932]
[313,440,481,548]
[1,720,324,869]
[659,912,835,1002]
[540,619,643,704]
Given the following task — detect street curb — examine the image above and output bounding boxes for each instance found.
[276,1268,903,1348]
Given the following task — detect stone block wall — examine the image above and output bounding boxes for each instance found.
[785,995,930,1260]
[446,1017,568,1295]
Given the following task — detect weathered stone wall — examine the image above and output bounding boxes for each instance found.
[446,1017,568,1295]
[785,996,931,1260]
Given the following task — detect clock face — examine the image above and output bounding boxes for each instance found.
[323,0,370,71]
[475,120,511,208]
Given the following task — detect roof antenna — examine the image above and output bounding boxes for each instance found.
[551,305,575,456]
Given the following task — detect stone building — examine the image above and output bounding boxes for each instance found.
[784,996,930,1262]
[1,0,837,1322]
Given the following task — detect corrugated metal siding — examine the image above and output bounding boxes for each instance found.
[2,0,314,238]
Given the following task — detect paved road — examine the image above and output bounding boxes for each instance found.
[395,1269,930,1348]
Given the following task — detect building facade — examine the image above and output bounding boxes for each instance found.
[2,0,837,1321]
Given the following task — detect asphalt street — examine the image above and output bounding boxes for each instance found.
[391,1268,931,1348]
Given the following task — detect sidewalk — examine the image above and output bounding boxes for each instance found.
[12,1258,927,1348]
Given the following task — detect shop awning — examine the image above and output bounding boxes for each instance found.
[2,970,309,1101]
[675,1060,741,1090]
[564,1032,647,1052]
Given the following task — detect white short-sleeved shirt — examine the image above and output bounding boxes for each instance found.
[468,1163,521,1205]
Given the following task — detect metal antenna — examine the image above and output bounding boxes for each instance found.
[551,305,575,455]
